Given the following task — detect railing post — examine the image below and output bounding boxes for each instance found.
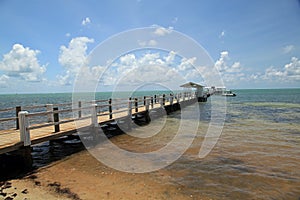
[108,98,112,119]
[78,101,82,118]
[19,111,30,146]
[170,94,173,105]
[134,98,138,112]
[46,104,54,122]
[162,94,166,106]
[145,98,151,123]
[145,98,150,111]
[159,96,163,107]
[91,104,98,127]
[154,95,157,104]
[16,106,21,129]
[144,96,146,106]
[151,96,154,109]
[128,97,132,116]
[53,107,60,132]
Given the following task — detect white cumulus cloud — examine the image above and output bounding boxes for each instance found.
[153,26,173,36]
[284,57,300,78]
[57,37,94,85]
[215,51,242,73]
[100,51,203,89]
[0,44,46,82]
[215,51,244,85]
[263,57,300,81]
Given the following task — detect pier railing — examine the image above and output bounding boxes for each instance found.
[0,92,197,146]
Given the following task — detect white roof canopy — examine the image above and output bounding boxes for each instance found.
[180,82,204,88]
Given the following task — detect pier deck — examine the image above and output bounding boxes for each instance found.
[0,92,200,155]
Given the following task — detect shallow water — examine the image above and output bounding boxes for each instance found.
[86,90,300,199]
[99,106,300,199]
[1,89,300,199]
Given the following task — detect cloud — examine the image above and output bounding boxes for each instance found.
[99,51,203,90]
[0,44,46,82]
[284,57,300,79]
[56,70,72,86]
[58,37,94,85]
[212,51,299,87]
[0,74,9,88]
[262,57,300,81]
[178,57,197,71]
[215,51,228,72]
[138,39,158,47]
[164,51,176,64]
[247,56,300,85]
[282,45,295,54]
[81,17,91,26]
[153,26,173,36]
[65,33,71,37]
[215,51,242,73]
[214,51,244,85]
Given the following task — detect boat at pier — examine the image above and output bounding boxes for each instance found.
[207,86,236,97]
[222,90,236,97]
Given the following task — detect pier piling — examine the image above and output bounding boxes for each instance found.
[109,99,112,119]
[78,101,82,118]
[134,98,138,112]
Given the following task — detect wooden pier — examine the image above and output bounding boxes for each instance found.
[0,92,203,163]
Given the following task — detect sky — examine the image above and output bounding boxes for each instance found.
[0,0,299,93]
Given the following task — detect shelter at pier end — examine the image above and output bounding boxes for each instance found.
[180,82,209,102]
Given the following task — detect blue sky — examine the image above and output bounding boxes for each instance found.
[0,0,299,93]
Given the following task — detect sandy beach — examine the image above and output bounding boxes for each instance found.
[1,149,213,200]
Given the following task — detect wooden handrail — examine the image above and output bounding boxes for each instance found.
[1,92,195,130]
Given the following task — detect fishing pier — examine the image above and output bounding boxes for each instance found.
[0,87,209,168]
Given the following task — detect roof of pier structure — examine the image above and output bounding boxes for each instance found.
[180,82,204,88]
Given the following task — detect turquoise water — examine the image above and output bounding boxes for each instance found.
[0,91,172,110]
[0,90,171,129]
[226,89,300,124]
[0,88,299,128]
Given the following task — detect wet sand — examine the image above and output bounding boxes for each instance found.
[1,149,213,200]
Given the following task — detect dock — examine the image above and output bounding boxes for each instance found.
[0,91,206,167]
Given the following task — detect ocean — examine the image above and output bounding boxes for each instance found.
[0,89,299,199]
